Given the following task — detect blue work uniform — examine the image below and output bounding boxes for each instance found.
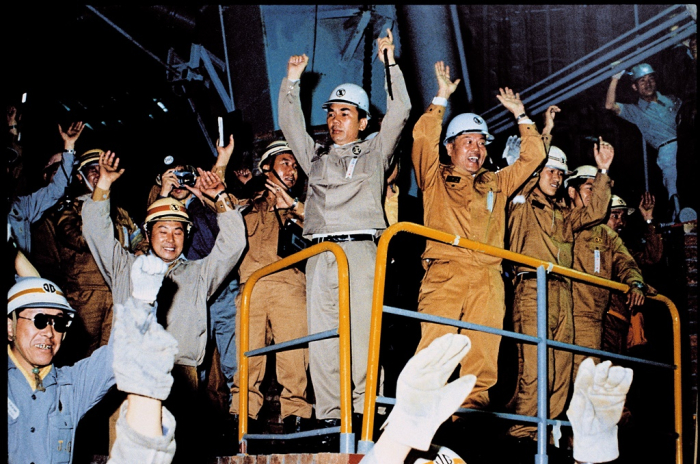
[7,344,115,464]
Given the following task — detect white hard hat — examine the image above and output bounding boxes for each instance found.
[443,113,494,146]
[565,165,597,188]
[259,140,294,170]
[545,146,570,173]
[7,277,75,316]
[610,195,635,215]
[629,63,655,81]
[322,83,371,119]
[411,444,467,464]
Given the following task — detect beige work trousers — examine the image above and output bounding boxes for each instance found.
[508,277,573,440]
[230,279,311,420]
[571,283,609,380]
[306,240,376,419]
[415,259,506,410]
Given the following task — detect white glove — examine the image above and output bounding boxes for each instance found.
[566,358,633,463]
[112,297,179,400]
[612,69,626,80]
[501,135,521,166]
[380,333,477,451]
[130,254,168,304]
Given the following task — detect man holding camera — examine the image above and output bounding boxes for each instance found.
[82,150,246,462]
[228,140,312,439]
[147,138,241,417]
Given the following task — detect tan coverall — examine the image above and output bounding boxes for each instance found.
[572,224,644,379]
[603,220,662,353]
[229,194,312,420]
[57,193,148,358]
[412,103,547,409]
[278,65,411,419]
[507,172,611,439]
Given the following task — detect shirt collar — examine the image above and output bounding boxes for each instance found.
[8,346,53,391]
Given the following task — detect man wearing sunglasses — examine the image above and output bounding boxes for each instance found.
[8,255,180,464]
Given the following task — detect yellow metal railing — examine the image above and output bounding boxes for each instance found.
[237,242,352,454]
[361,221,683,464]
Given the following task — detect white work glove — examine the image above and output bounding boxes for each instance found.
[612,69,626,80]
[566,358,633,463]
[131,254,169,304]
[501,135,521,166]
[111,256,178,400]
[379,333,477,451]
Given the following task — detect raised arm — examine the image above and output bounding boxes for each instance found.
[605,70,625,115]
[195,169,247,299]
[278,53,316,174]
[571,139,614,232]
[374,28,411,169]
[411,61,459,190]
[496,88,548,196]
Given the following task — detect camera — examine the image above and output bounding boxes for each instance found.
[174,170,197,187]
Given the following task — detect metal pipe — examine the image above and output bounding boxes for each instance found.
[535,267,549,464]
[449,5,473,104]
[487,9,693,129]
[218,5,235,111]
[85,5,178,73]
[361,222,684,463]
[238,242,351,454]
[481,4,685,118]
[491,22,696,133]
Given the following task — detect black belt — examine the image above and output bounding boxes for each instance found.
[515,271,568,284]
[311,234,376,244]
[657,138,677,149]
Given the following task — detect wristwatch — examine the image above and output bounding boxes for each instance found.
[631,281,645,291]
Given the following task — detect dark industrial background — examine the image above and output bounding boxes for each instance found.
[4,4,697,463]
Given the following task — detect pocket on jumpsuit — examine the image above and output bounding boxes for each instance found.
[417,259,452,309]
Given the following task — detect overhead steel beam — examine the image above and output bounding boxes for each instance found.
[485,6,695,134]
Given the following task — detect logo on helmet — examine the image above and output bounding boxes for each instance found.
[336,89,346,97]
[164,155,175,165]
[473,116,483,125]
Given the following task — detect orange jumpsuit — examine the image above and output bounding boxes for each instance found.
[572,224,644,379]
[507,172,611,439]
[412,103,547,409]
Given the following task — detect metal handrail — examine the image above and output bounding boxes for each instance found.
[360,221,683,464]
[237,242,353,454]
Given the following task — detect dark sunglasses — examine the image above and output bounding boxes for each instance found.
[18,314,73,333]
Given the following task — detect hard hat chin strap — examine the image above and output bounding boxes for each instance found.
[79,168,95,193]
[10,312,47,392]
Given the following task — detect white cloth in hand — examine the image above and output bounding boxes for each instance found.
[112,297,178,400]
[502,135,521,166]
[566,358,633,463]
[131,254,168,304]
[380,333,476,451]
[612,69,626,80]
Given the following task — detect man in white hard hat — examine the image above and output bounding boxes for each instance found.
[228,139,313,440]
[605,62,683,221]
[410,61,546,415]
[278,28,411,430]
[7,254,177,464]
[507,134,614,448]
[566,169,646,380]
[603,193,663,356]
[80,151,246,462]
